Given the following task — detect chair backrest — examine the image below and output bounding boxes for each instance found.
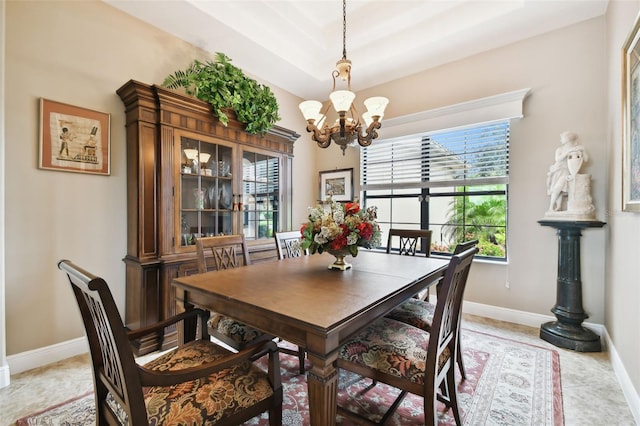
[424,246,478,384]
[196,234,251,273]
[58,260,149,424]
[453,239,479,255]
[274,230,308,260]
[386,228,432,257]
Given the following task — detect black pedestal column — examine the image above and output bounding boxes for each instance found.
[538,220,605,352]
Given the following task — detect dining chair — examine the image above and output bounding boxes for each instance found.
[58,259,283,426]
[385,239,479,379]
[274,230,308,259]
[273,231,308,374]
[337,246,478,425]
[196,234,274,351]
[386,228,433,301]
[386,228,433,257]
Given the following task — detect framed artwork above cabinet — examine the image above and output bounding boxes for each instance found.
[117,80,299,354]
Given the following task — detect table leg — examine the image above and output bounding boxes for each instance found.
[306,353,338,426]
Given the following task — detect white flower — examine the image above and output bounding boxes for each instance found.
[314,233,328,245]
[308,206,324,222]
[347,233,358,245]
[333,206,345,225]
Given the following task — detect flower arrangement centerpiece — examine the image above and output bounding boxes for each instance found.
[300,199,381,270]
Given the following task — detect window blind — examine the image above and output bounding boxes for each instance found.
[361,121,509,191]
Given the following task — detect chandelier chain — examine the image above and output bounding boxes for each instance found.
[342,0,347,60]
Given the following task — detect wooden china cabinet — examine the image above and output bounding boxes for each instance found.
[117,80,299,354]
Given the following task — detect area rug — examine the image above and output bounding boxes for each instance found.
[16,329,563,425]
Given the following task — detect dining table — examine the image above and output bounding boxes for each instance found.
[172,250,449,426]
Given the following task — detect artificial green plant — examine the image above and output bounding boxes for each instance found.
[163,53,280,135]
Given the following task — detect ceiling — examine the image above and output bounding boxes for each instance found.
[104,0,608,101]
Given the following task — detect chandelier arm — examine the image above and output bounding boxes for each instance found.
[317,138,332,149]
[305,122,332,147]
[357,121,382,148]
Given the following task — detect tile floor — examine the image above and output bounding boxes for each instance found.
[0,314,637,425]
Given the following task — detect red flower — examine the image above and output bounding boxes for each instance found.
[330,235,348,250]
[358,222,373,240]
[345,202,360,215]
[300,223,307,235]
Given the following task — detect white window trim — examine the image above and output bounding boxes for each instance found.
[378,88,530,141]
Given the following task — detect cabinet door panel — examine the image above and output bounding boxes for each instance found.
[242,149,281,240]
[178,135,236,248]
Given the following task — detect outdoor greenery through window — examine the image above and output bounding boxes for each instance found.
[361,120,509,260]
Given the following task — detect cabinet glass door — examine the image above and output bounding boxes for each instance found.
[242,151,279,240]
[180,136,233,246]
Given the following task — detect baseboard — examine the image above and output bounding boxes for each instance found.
[7,337,88,375]
[462,301,605,338]
[603,328,640,424]
[0,362,10,388]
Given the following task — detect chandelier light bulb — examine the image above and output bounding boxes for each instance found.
[364,97,389,117]
[299,100,323,122]
[329,90,356,113]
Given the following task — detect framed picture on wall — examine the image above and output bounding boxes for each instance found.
[622,13,640,211]
[39,98,111,175]
[319,168,353,202]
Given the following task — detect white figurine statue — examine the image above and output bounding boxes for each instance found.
[544,131,595,220]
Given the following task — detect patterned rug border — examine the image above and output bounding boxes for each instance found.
[15,392,93,426]
[462,328,564,426]
[15,328,564,425]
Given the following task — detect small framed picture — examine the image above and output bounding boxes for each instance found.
[39,98,111,175]
[623,12,640,211]
[319,168,353,202]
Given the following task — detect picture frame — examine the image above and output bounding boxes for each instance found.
[319,168,353,202]
[39,98,111,175]
[622,13,640,211]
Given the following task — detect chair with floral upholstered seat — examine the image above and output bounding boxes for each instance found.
[196,234,274,351]
[385,239,478,379]
[337,246,478,425]
[58,259,282,426]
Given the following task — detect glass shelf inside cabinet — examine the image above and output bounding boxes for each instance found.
[242,151,279,240]
[180,136,233,247]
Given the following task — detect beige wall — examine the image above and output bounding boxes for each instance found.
[4,0,312,355]
[606,0,640,403]
[322,17,608,321]
[5,0,639,402]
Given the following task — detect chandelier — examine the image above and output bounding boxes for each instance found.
[298,0,389,155]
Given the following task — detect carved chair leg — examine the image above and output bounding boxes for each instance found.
[447,366,462,426]
[457,342,466,380]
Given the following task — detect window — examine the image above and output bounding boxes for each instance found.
[361,121,509,260]
[242,151,280,239]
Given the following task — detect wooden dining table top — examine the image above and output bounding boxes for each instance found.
[172,250,449,426]
[172,250,448,344]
